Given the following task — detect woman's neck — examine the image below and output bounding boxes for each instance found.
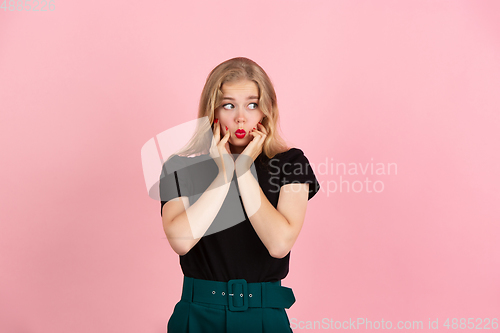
[229,143,244,155]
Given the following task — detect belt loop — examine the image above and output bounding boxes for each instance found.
[181,276,194,302]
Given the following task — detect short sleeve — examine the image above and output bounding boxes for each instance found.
[159,156,192,216]
[280,148,320,200]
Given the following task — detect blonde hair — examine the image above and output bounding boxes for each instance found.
[173,57,290,159]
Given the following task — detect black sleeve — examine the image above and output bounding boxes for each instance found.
[280,148,320,200]
[159,156,192,217]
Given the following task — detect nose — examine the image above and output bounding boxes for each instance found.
[235,108,246,124]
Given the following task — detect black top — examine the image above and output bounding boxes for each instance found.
[159,148,320,283]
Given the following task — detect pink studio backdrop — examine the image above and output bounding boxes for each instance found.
[1,1,499,332]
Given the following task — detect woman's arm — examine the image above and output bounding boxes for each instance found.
[236,168,309,258]
[162,171,233,256]
[162,120,234,256]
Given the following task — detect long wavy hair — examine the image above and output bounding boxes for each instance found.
[172,57,290,160]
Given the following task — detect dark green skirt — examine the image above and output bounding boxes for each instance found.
[167,276,295,333]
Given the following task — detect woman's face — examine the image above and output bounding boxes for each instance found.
[214,79,265,154]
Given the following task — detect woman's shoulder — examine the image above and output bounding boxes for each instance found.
[163,153,211,172]
[271,147,306,161]
[257,148,309,172]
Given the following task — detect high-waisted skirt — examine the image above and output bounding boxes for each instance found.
[167,276,296,333]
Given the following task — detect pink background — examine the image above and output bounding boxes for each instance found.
[1,1,499,332]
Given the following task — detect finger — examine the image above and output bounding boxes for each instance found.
[219,127,231,145]
[249,129,262,139]
[257,123,267,134]
[255,129,266,142]
[253,127,266,137]
[211,120,220,144]
[247,132,258,142]
[211,122,220,146]
[258,134,267,146]
[246,134,261,149]
[249,130,265,146]
[258,129,267,142]
[214,119,220,135]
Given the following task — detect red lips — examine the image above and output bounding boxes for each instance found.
[235,129,246,139]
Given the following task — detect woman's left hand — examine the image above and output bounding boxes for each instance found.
[235,122,267,175]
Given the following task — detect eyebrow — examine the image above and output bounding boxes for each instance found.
[222,96,259,101]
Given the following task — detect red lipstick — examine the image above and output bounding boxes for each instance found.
[235,129,246,139]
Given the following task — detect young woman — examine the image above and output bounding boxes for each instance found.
[159,57,320,332]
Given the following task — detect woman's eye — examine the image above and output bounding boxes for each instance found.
[222,103,234,110]
[248,103,258,110]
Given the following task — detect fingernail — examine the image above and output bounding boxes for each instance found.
[225,126,228,130]
[214,118,218,123]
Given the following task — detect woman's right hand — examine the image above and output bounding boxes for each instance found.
[209,119,234,183]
